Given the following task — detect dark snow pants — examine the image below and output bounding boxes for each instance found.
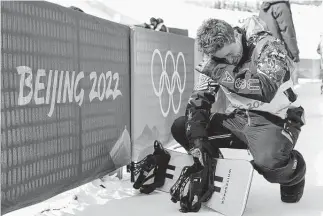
[171,109,306,186]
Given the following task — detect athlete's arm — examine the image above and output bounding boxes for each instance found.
[196,42,291,103]
[185,74,217,142]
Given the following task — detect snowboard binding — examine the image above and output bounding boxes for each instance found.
[131,140,171,194]
[170,151,218,213]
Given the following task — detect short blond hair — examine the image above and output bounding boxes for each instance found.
[196,19,235,56]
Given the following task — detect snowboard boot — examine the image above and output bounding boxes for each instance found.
[179,169,205,213]
[179,156,217,213]
[280,178,305,203]
[170,158,203,203]
[132,140,171,194]
[170,145,217,213]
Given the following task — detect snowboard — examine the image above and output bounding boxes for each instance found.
[136,147,254,216]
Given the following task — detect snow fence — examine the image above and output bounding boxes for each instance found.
[0,1,194,214]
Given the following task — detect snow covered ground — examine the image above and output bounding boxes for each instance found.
[5,81,323,216]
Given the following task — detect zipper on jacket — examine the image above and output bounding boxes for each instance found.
[246,110,251,126]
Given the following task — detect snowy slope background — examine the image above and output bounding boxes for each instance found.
[49,0,323,59]
[4,1,323,216]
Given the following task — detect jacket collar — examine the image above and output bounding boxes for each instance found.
[261,0,289,11]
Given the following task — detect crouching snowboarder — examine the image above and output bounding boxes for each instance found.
[170,16,306,212]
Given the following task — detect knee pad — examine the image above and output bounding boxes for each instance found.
[171,116,186,136]
[256,150,306,185]
[171,116,189,150]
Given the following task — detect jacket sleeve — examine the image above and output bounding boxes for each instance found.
[196,41,292,103]
[273,3,300,60]
[317,42,321,55]
[185,74,217,143]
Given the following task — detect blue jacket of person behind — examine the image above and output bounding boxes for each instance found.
[259,0,300,62]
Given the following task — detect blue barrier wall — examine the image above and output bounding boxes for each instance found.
[1,1,131,214]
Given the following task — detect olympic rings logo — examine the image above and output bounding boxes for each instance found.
[151,49,186,117]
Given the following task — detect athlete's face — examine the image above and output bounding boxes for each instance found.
[212,34,243,65]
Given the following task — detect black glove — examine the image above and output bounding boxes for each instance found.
[195,56,220,77]
[286,106,305,126]
[195,56,236,82]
